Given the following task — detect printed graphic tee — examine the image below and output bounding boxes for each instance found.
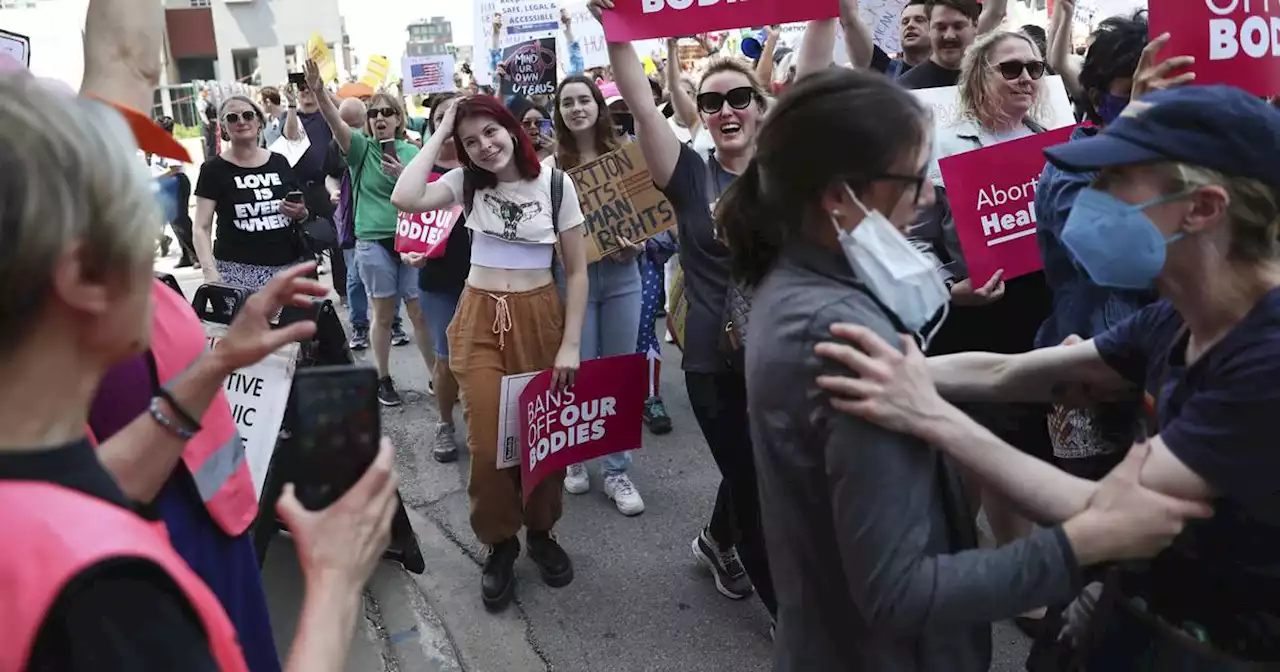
[437,167,584,244]
[195,152,302,267]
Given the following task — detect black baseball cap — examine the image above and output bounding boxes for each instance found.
[1044,85,1280,186]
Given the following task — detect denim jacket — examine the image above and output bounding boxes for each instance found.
[1033,126,1155,348]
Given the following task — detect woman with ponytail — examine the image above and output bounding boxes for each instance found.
[589,0,776,621]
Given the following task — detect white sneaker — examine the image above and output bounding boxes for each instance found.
[564,463,590,494]
[603,474,645,516]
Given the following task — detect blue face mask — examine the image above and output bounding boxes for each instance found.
[1095,93,1129,125]
[1061,187,1190,291]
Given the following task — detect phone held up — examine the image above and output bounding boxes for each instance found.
[291,365,381,511]
[380,138,398,161]
[538,118,553,137]
[287,71,307,90]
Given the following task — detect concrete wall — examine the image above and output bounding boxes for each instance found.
[1,0,90,87]
[210,0,342,84]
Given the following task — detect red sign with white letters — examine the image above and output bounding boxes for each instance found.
[939,125,1079,286]
[518,354,646,502]
[394,172,462,258]
[601,0,838,42]
[1149,0,1280,97]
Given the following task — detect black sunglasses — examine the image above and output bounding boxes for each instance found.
[367,107,398,119]
[995,59,1046,81]
[223,110,258,124]
[696,87,756,115]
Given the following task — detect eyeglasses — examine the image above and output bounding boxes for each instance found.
[994,59,1046,81]
[366,107,398,119]
[223,110,258,124]
[696,87,756,115]
[869,172,928,205]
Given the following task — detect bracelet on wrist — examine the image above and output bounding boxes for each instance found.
[157,387,203,431]
[149,397,198,441]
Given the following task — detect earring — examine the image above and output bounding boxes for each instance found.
[831,209,842,220]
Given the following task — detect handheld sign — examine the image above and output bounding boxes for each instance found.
[518,354,646,501]
[569,143,678,263]
[601,0,839,42]
[1149,0,1280,97]
[939,124,1079,287]
[501,38,558,98]
[396,172,463,258]
[402,54,456,95]
[0,28,30,69]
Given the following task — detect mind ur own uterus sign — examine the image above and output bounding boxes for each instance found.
[939,125,1079,286]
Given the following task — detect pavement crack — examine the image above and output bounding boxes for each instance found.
[363,588,401,672]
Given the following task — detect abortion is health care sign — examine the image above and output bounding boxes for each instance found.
[602,0,839,41]
[518,354,646,502]
[938,124,1079,287]
[1149,0,1280,97]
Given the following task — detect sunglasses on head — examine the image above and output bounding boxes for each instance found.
[367,107,398,119]
[696,87,756,115]
[994,60,1046,81]
[223,110,258,124]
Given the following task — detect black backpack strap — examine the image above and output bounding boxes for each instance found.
[550,168,564,234]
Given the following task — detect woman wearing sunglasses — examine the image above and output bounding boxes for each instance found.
[547,74,648,515]
[192,95,312,290]
[588,0,776,622]
[910,31,1060,599]
[307,59,437,407]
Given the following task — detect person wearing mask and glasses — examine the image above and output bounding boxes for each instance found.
[720,65,1212,672]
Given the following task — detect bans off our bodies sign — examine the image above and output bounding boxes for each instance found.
[601,0,838,41]
[569,143,677,263]
[518,354,646,501]
[1150,0,1280,97]
[939,125,1078,286]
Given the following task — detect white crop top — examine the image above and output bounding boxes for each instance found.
[470,232,554,270]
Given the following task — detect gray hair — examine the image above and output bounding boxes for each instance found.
[0,75,160,349]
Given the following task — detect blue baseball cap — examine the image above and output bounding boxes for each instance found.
[1044,85,1280,187]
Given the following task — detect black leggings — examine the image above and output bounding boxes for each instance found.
[685,368,777,618]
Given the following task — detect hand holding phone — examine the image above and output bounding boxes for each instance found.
[284,190,304,204]
[288,71,307,90]
[538,118,553,137]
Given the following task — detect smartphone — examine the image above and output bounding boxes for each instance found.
[380,138,398,160]
[284,190,304,204]
[538,118,553,137]
[288,71,307,89]
[291,366,381,511]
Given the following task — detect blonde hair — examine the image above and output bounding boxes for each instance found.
[1171,163,1280,263]
[366,91,408,139]
[0,75,159,348]
[698,57,769,113]
[958,31,1049,130]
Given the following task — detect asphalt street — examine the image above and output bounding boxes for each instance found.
[163,254,1033,672]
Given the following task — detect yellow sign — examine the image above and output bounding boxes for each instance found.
[307,33,337,84]
[360,55,390,89]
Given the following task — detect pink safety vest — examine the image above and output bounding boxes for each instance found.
[148,279,258,536]
[0,481,249,672]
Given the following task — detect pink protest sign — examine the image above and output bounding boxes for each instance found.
[1150,0,1280,97]
[518,354,646,502]
[601,0,838,42]
[395,171,462,257]
[939,124,1079,286]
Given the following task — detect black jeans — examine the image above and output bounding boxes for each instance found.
[685,368,777,618]
[170,173,197,264]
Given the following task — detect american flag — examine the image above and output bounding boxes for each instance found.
[410,62,443,89]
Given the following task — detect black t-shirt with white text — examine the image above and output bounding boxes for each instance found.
[897,59,961,90]
[195,152,302,267]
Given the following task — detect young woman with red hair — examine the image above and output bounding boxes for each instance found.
[392,95,589,611]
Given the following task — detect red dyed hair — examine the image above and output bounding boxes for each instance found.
[451,95,541,212]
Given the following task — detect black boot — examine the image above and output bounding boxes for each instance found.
[481,537,520,611]
[526,530,574,588]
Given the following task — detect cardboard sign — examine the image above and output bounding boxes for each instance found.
[518,354,646,501]
[1150,0,1280,97]
[602,0,839,42]
[204,323,298,499]
[402,54,456,95]
[0,28,30,69]
[501,38,558,97]
[569,143,678,263]
[939,124,1079,286]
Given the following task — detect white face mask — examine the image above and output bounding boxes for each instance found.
[833,184,950,346]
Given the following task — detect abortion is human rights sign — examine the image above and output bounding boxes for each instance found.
[602,0,838,42]
[1150,0,1280,96]
[518,354,646,501]
[939,125,1078,286]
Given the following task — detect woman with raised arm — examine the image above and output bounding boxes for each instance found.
[816,85,1280,667]
[391,95,588,612]
[588,0,774,621]
[546,74,650,514]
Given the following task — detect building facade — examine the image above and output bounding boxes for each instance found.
[405,16,451,58]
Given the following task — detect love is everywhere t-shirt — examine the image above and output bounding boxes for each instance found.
[195,152,301,267]
[346,132,420,241]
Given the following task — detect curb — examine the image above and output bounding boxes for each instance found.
[367,563,465,672]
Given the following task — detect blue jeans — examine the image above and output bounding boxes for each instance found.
[343,247,402,328]
[580,258,643,476]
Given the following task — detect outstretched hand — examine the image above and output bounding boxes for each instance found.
[208,263,327,375]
